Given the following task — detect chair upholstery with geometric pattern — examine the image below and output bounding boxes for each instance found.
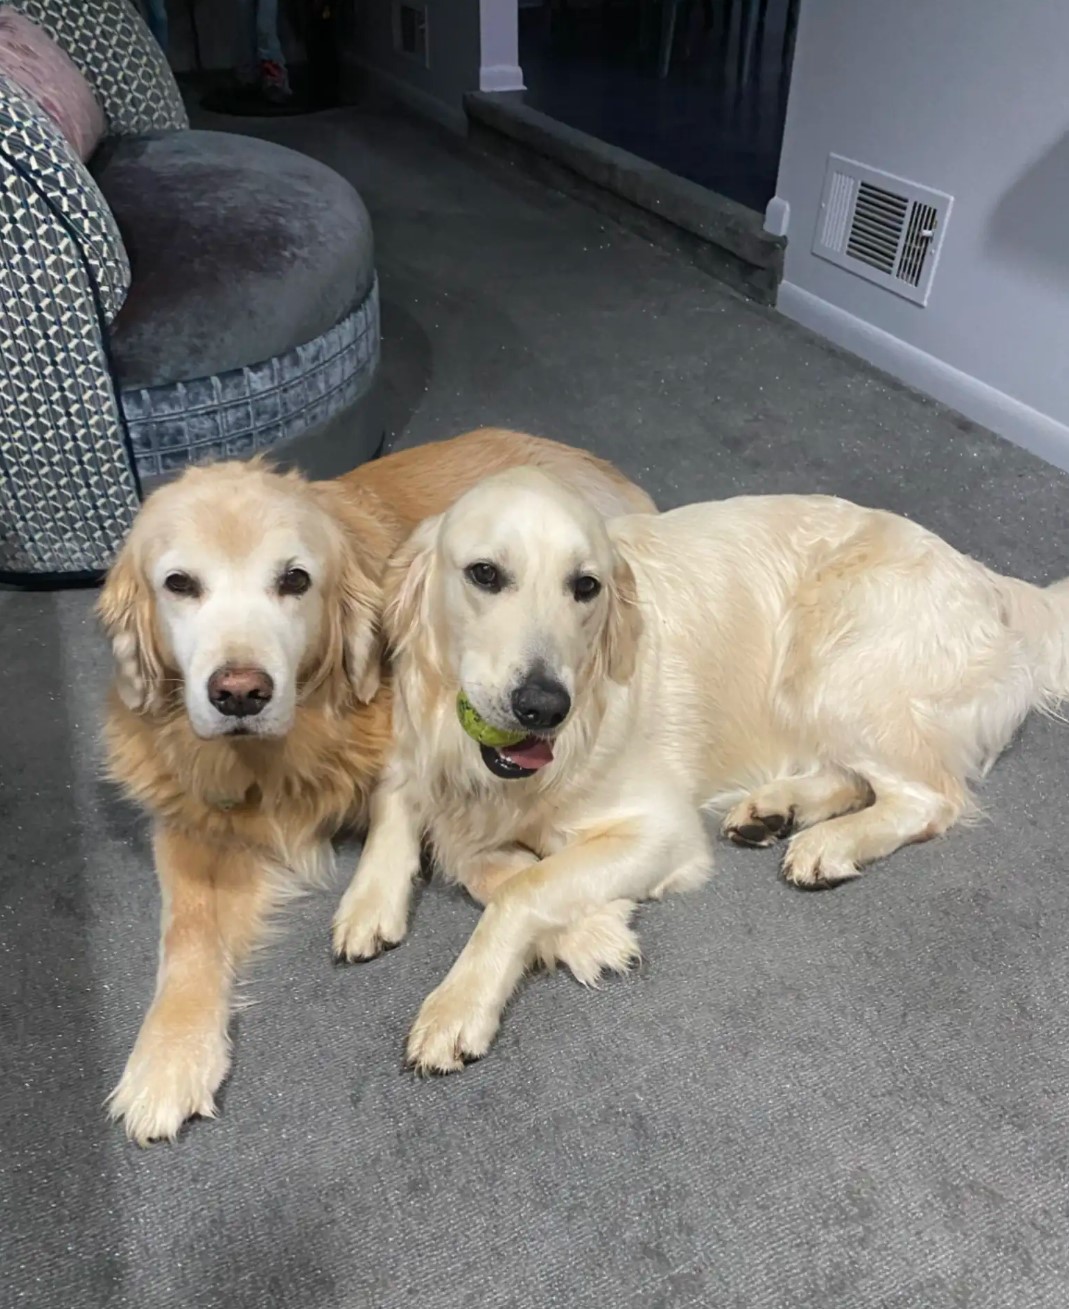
[0,0,381,585]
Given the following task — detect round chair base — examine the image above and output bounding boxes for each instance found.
[120,281,380,484]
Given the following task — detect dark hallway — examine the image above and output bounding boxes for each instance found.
[518,0,800,213]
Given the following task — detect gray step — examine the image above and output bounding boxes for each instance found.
[465,90,785,305]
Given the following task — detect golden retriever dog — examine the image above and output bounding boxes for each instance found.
[338,469,1069,1073]
[98,430,654,1144]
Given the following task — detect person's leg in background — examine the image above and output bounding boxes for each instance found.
[232,0,292,103]
[254,0,293,103]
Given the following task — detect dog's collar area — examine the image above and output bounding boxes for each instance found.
[205,784,261,812]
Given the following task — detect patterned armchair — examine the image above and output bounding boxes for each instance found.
[0,0,381,585]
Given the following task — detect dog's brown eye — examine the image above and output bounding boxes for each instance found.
[466,562,502,593]
[573,575,601,602]
[279,567,311,598]
[164,571,200,598]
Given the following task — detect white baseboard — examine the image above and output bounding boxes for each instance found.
[343,58,467,134]
[778,283,1069,473]
[480,64,525,93]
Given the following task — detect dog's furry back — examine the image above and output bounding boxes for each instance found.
[613,494,1069,809]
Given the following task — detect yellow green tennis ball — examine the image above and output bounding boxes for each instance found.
[456,690,527,747]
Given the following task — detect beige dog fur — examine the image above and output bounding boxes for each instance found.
[335,470,1069,1073]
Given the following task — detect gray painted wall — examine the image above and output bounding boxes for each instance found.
[775,0,1069,452]
[348,0,521,130]
[351,0,480,129]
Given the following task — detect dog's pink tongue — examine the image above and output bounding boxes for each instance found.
[500,737,554,770]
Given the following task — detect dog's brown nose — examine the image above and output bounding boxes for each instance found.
[207,666,274,718]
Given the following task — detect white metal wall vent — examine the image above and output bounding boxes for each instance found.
[813,154,953,306]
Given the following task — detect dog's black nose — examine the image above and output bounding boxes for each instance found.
[511,674,571,731]
[208,666,274,718]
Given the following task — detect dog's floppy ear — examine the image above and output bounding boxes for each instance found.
[337,538,384,704]
[311,483,390,706]
[382,514,441,659]
[602,554,643,685]
[97,545,165,713]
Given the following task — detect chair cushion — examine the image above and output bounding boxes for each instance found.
[121,282,381,482]
[0,7,105,159]
[93,130,375,389]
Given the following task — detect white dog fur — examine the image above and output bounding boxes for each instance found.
[335,469,1069,1074]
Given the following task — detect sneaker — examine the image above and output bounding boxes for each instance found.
[259,59,292,104]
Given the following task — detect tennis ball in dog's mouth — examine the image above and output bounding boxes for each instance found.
[456,690,527,748]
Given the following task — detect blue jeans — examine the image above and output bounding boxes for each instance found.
[233,0,288,81]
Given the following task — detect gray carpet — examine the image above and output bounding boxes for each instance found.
[4,102,1069,1309]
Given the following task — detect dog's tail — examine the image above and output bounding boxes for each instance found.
[1043,577,1069,701]
[999,574,1069,706]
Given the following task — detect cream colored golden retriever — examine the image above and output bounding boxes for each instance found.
[98,431,654,1144]
[339,469,1069,1073]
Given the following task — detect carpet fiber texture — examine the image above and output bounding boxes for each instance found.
[3,103,1069,1309]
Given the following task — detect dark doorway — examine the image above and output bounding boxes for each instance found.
[518,0,801,214]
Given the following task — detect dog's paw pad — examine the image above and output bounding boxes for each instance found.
[758,810,795,838]
[727,820,777,848]
[723,802,796,849]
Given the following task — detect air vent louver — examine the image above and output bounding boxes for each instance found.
[813,156,952,306]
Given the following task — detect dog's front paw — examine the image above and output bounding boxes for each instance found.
[781,828,859,889]
[107,1017,230,1146]
[332,882,409,962]
[537,899,640,986]
[406,978,500,1075]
